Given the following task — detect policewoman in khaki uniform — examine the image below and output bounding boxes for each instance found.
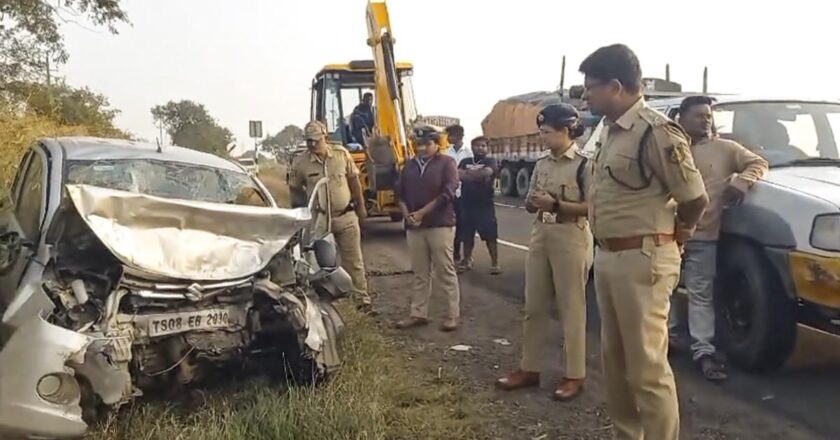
[496,104,593,401]
[289,121,373,313]
[580,45,708,440]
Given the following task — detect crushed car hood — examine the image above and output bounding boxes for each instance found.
[65,184,312,281]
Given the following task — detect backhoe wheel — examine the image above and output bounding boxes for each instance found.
[515,167,531,198]
[499,166,516,196]
[716,240,797,372]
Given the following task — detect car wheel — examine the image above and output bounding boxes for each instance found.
[716,240,797,372]
[499,166,516,196]
[515,167,531,198]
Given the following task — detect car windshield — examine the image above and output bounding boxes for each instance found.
[66,159,270,207]
[712,102,840,166]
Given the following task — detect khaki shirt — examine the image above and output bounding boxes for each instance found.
[691,137,768,241]
[589,99,706,240]
[289,144,359,213]
[528,145,590,228]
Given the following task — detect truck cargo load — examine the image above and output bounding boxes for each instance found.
[484,78,694,198]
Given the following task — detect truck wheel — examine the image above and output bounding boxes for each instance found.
[515,167,531,198]
[715,241,797,372]
[499,166,517,196]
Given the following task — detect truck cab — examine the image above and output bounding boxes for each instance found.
[585,96,840,372]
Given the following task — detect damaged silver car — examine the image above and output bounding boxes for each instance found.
[0,137,351,439]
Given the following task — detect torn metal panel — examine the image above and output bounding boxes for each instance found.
[66,184,312,280]
[0,315,93,439]
[2,281,56,327]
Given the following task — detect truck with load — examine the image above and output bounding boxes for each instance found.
[484,77,697,198]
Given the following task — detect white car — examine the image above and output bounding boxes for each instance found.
[0,137,349,438]
[237,157,258,173]
[584,97,840,372]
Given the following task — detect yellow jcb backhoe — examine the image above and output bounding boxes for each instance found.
[310,0,458,221]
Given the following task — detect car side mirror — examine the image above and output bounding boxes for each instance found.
[312,239,337,269]
[0,231,23,274]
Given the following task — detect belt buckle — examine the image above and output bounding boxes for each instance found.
[540,212,557,223]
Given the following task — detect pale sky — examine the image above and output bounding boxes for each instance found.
[59,0,837,154]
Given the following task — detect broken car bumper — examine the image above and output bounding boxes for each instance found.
[0,315,92,439]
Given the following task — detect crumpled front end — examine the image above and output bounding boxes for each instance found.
[0,315,93,439]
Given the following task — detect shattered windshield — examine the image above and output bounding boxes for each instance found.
[713,102,840,166]
[66,159,270,206]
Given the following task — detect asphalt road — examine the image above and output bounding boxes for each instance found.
[364,195,840,438]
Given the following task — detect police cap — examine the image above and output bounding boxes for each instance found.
[412,125,441,144]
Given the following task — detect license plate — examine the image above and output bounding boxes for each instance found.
[139,308,244,338]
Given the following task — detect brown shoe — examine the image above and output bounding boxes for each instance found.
[495,369,540,391]
[440,318,459,332]
[394,317,429,329]
[553,378,584,401]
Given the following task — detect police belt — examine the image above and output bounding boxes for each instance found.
[315,203,354,216]
[597,234,675,252]
[536,211,584,224]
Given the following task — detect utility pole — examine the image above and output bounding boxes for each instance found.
[665,63,671,82]
[45,53,51,88]
[559,55,566,94]
[45,52,55,109]
[703,66,709,94]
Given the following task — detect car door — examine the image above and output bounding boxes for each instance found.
[0,147,48,307]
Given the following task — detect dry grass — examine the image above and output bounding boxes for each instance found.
[87,306,485,440]
[0,111,96,195]
[257,162,291,208]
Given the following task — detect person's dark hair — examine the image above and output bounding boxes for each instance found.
[471,136,489,145]
[363,92,373,99]
[579,44,642,93]
[445,124,464,137]
[679,95,714,117]
[538,104,586,140]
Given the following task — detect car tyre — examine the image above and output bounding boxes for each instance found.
[716,240,797,372]
[515,167,531,198]
[499,166,517,197]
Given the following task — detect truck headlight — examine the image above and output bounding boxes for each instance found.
[810,214,840,251]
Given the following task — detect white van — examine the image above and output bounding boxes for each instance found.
[584,97,840,372]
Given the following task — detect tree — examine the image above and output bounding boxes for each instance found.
[151,100,233,157]
[3,80,127,137]
[0,0,129,84]
[263,125,304,151]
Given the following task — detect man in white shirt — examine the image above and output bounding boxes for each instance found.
[444,124,472,262]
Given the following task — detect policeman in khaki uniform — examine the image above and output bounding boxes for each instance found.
[496,104,593,401]
[290,121,373,313]
[580,45,709,440]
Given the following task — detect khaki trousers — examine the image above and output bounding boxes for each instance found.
[316,212,369,305]
[594,237,681,440]
[521,222,592,379]
[405,227,460,319]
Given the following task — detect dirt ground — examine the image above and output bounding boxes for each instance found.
[359,219,838,440]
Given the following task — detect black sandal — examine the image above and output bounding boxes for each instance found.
[697,355,728,382]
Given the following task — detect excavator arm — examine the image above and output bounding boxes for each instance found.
[366,0,412,165]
